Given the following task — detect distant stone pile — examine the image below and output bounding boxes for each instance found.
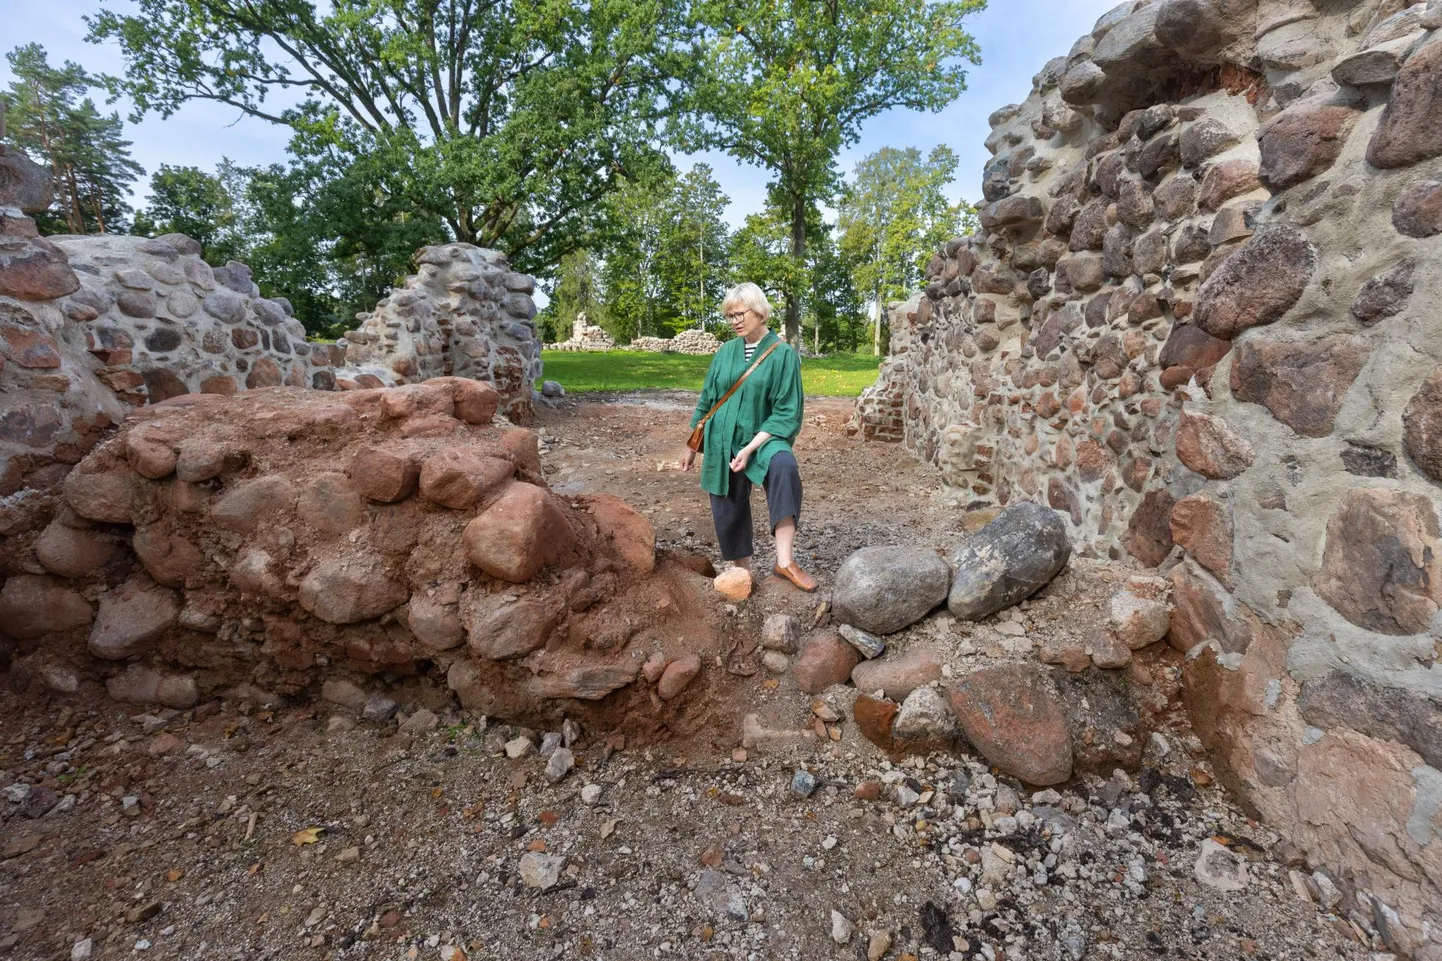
[546,313,616,352]
[853,0,1442,951]
[625,328,723,355]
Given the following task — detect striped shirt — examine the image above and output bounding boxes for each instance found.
[743,341,758,364]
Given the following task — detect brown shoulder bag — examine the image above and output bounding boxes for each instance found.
[687,341,781,454]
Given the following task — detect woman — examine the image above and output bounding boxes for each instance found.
[680,283,817,592]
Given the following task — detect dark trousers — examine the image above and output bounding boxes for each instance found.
[710,450,803,561]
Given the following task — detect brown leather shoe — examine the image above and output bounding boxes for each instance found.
[772,562,818,593]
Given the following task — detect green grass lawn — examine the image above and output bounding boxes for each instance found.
[539,350,881,397]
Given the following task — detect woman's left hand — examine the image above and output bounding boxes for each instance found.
[729,447,752,472]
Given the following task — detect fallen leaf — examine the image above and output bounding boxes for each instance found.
[290,827,324,846]
[762,678,779,691]
[431,787,444,798]
[165,868,183,883]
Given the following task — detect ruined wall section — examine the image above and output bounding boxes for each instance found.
[336,243,542,423]
[0,381,717,733]
[859,0,1442,952]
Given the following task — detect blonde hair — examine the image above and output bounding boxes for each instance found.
[721,282,773,323]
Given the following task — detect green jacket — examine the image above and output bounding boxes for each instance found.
[689,330,805,497]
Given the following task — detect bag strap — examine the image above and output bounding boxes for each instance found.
[696,340,782,431]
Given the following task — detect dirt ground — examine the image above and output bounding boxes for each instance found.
[0,394,1377,961]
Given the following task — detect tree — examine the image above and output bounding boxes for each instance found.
[683,0,983,345]
[88,0,692,273]
[731,197,864,353]
[540,249,606,344]
[658,163,731,332]
[134,162,249,263]
[837,145,972,355]
[599,167,675,343]
[4,43,143,234]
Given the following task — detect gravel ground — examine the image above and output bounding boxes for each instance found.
[0,395,1383,960]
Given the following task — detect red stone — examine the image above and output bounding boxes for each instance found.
[946,663,1072,786]
[1258,100,1360,190]
[1193,228,1316,340]
[419,448,514,510]
[0,323,61,368]
[0,575,93,639]
[585,492,656,573]
[298,557,409,625]
[462,482,573,583]
[1124,489,1176,567]
[1314,488,1442,636]
[1167,561,1258,655]
[143,369,190,404]
[791,632,861,695]
[352,447,420,503]
[1170,493,1233,580]
[0,244,80,301]
[1199,158,1263,211]
[199,375,237,395]
[297,472,365,535]
[1367,38,1442,169]
[1229,334,1369,438]
[1176,410,1254,479]
[1393,180,1442,238]
[853,694,898,751]
[245,357,283,389]
[467,597,561,660]
[850,645,943,701]
[1403,368,1442,482]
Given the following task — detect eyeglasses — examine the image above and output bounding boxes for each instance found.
[724,309,751,321]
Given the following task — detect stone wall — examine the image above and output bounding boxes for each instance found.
[0,382,718,732]
[336,244,541,423]
[0,210,540,550]
[545,313,616,352]
[860,0,1442,952]
[625,330,724,355]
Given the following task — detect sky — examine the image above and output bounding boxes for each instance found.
[2,0,1121,246]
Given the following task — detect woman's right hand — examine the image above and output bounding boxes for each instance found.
[680,448,697,472]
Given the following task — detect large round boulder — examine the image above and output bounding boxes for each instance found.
[947,503,1071,621]
[832,546,951,635]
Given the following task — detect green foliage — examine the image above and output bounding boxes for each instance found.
[681,0,984,342]
[540,249,606,344]
[837,145,972,354]
[4,43,144,234]
[539,349,880,396]
[133,162,249,264]
[729,198,867,353]
[87,0,692,274]
[598,161,731,343]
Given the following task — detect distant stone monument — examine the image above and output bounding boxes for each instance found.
[547,311,617,351]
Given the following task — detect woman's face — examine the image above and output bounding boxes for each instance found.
[725,303,768,340]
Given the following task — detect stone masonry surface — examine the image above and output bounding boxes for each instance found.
[852,0,1442,953]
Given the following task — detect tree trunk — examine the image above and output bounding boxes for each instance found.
[872,292,882,357]
[64,165,83,234]
[785,196,806,345]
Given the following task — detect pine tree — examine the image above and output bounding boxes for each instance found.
[4,43,143,234]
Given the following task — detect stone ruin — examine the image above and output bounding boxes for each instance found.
[853,0,1442,952]
[335,244,542,424]
[545,312,617,352]
[1,188,542,519]
[0,379,729,736]
[629,328,724,355]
